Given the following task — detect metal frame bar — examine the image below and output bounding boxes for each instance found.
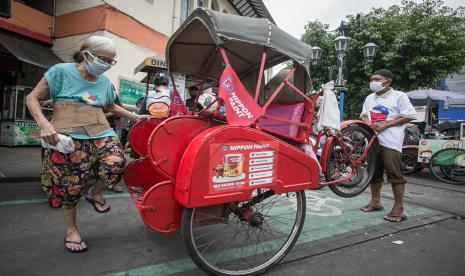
[254,48,266,101]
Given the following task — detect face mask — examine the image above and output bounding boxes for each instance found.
[83,51,112,76]
[370,81,385,93]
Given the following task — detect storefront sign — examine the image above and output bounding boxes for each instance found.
[209,141,279,194]
[119,79,153,106]
[0,121,40,146]
[418,139,465,163]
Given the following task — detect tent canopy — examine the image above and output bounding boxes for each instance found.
[0,32,62,68]
[166,8,313,85]
[406,89,465,104]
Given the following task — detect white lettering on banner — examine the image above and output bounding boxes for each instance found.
[250,151,274,158]
[229,92,253,119]
[250,178,273,186]
[250,164,273,172]
[249,157,274,165]
[229,144,271,151]
[250,171,273,179]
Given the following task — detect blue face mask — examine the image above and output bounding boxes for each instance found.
[84,51,112,76]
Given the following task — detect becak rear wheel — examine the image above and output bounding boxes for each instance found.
[181,189,306,275]
[325,125,377,197]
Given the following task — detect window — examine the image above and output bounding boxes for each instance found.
[211,0,219,11]
[180,0,189,23]
[197,0,204,8]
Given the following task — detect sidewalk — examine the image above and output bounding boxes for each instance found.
[0,146,42,183]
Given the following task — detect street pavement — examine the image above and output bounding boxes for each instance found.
[1,146,464,275]
[0,146,41,182]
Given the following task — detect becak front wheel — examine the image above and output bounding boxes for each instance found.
[325,125,377,197]
[181,189,306,275]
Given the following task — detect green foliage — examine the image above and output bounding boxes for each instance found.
[301,0,465,118]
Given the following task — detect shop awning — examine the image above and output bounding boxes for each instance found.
[0,32,62,68]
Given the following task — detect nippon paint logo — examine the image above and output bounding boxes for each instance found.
[221,145,229,152]
[172,96,183,105]
[221,75,253,119]
[221,76,234,95]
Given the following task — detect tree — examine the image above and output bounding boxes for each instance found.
[301,0,465,118]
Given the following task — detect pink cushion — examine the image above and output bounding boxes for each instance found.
[259,103,305,137]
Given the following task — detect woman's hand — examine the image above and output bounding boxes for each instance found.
[134,114,150,124]
[40,122,60,145]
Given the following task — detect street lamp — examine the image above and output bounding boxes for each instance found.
[332,21,378,120]
[311,46,322,64]
[333,35,348,86]
[362,43,379,62]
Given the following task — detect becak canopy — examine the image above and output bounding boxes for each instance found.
[166,8,313,85]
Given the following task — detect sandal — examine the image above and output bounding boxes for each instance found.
[384,213,407,222]
[85,193,111,213]
[64,237,88,253]
[360,204,384,212]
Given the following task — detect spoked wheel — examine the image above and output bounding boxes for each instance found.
[181,189,306,276]
[429,148,465,185]
[402,152,418,175]
[325,125,377,197]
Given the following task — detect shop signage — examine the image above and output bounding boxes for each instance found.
[0,121,40,146]
[151,59,167,68]
[418,139,465,163]
[119,79,153,106]
[209,141,279,194]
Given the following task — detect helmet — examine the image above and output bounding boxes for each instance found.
[154,72,169,86]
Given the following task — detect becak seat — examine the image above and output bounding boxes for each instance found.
[258,67,313,142]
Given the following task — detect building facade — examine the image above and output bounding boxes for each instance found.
[52,0,273,102]
[0,0,273,145]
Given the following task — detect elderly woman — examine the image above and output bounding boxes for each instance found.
[26,36,148,253]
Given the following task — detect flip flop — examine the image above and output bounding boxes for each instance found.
[64,237,88,253]
[360,204,384,212]
[384,213,407,222]
[85,193,111,213]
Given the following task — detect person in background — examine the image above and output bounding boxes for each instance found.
[135,97,145,114]
[145,72,171,118]
[26,35,149,253]
[359,69,416,222]
[185,86,203,112]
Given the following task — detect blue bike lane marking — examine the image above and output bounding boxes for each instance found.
[107,188,432,276]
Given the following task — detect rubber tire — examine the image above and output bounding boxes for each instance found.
[429,148,465,185]
[402,152,418,175]
[326,125,377,198]
[181,190,306,276]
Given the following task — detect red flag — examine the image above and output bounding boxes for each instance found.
[170,88,188,116]
[219,65,264,126]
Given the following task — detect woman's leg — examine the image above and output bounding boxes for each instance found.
[88,136,126,210]
[42,140,91,251]
[61,207,87,251]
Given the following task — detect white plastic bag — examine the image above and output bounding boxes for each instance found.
[41,134,75,154]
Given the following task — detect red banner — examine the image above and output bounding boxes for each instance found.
[219,65,264,126]
[170,88,188,116]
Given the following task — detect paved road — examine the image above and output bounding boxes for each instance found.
[267,218,465,276]
[0,177,452,276]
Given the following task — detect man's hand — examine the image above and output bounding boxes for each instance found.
[373,123,387,133]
